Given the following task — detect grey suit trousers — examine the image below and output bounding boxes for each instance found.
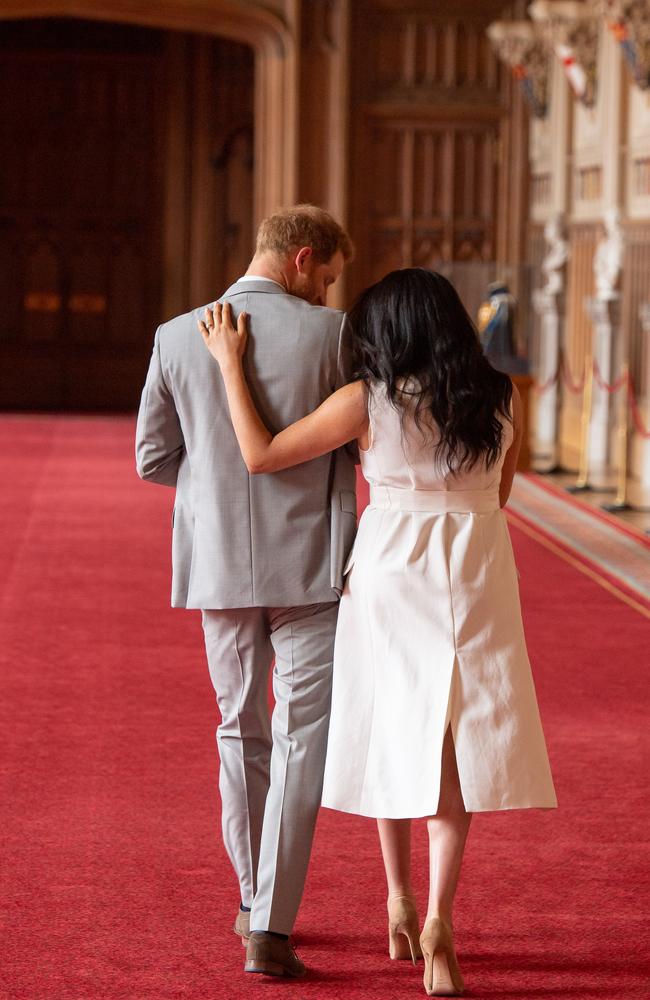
[202,601,338,935]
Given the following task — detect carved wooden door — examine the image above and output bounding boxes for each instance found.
[0,35,163,410]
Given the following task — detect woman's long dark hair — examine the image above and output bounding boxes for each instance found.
[349,268,513,472]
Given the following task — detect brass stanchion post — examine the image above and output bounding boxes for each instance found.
[602,361,631,512]
[567,352,593,493]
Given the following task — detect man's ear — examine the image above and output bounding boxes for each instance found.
[295,246,313,273]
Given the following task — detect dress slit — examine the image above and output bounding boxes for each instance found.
[431,656,465,816]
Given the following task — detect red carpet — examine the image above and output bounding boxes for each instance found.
[1,416,648,1000]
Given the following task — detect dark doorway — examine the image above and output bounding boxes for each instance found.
[0,19,165,410]
[0,18,255,412]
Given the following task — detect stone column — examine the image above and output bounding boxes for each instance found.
[585,294,620,477]
[586,205,624,478]
[531,215,568,464]
[533,298,563,459]
[635,303,650,491]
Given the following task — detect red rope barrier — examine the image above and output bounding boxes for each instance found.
[529,352,649,437]
[560,354,586,394]
[593,359,627,394]
[532,368,560,394]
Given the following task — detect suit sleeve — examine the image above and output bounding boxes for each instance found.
[135,326,185,486]
[334,313,355,390]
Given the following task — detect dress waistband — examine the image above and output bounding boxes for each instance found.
[368,485,500,513]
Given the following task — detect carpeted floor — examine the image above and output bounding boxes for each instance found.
[1,416,648,1000]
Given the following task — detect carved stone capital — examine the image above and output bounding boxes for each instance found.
[529,0,600,108]
[600,0,650,89]
[487,20,550,116]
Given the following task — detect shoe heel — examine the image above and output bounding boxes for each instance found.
[420,918,464,996]
[387,896,422,965]
[389,925,418,962]
[245,959,286,977]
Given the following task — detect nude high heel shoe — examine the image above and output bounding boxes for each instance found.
[387,895,423,965]
[419,917,464,996]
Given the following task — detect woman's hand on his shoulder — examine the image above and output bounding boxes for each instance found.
[198,302,248,374]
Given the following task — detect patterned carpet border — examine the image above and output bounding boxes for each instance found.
[508,474,650,606]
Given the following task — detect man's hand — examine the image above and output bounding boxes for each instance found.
[198,302,249,373]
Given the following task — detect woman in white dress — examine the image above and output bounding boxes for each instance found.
[199,268,557,997]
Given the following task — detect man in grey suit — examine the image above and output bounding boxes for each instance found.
[135,205,357,978]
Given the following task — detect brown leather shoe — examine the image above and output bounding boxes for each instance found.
[234,909,250,944]
[244,931,306,977]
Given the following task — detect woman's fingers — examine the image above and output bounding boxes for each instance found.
[222,301,238,333]
[198,302,248,361]
[218,302,248,345]
[201,302,244,333]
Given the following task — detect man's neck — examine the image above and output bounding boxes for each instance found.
[245,256,289,292]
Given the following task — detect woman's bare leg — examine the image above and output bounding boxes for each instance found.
[426,727,471,924]
[419,728,471,993]
[377,818,413,899]
[377,817,422,961]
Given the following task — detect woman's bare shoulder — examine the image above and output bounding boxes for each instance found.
[335,380,369,409]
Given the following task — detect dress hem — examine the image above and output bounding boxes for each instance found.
[320,799,558,819]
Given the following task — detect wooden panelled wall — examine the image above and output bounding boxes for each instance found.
[163,31,254,316]
[347,0,526,299]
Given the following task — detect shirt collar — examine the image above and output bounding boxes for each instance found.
[236,275,284,289]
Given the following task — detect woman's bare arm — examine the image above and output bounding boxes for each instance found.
[499,381,523,508]
[199,303,368,474]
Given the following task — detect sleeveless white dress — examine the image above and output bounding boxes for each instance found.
[321,382,557,818]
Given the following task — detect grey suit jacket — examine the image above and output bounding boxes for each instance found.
[135,279,357,609]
